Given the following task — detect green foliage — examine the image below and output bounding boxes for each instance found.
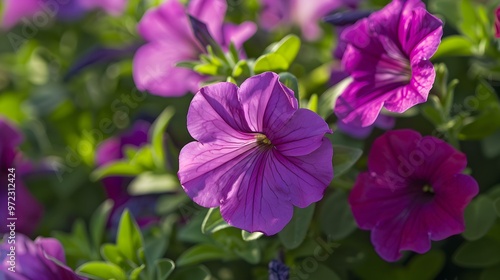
[279,204,316,250]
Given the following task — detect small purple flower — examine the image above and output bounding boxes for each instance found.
[348,130,478,261]
[335,0,443,127]
[0,118,43,236]
[1,0,126,30]
[337,114,395,139]
[495,7,500,38]
[259,0,359,41]
[133,0,256,97]
[178,72,333,235]
[95,120,159,228]
[0,234,85,279]
[268,259,289,280]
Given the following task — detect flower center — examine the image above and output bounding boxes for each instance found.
[422,184,435,194]
[255,133,272,146]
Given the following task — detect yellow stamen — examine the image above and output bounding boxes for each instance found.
[255,133,272,146]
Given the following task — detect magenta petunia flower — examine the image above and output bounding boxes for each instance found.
[133,0,256,97]
[349,130,478,262]
[0,234,85,279]
[259,0,359,41]
[334,0,443,127]
[0,117,43,236]
[495,7,500,38]
[178,72,333,235]
[95,120,160,229]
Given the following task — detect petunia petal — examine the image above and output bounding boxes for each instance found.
[424,174,479,240]
[178,140,258,208]
[133,41,202,96]
[137,0,197,46]
[221,22,257,49]
[35,238,66,264]
[349,172,416,230]
[366,129,421,188]
[187,82,251,143]
[270,138,333,207]
[239,72,298,133]
[271,109,331,156]
[187,0,227,43]
[220,151,294,235]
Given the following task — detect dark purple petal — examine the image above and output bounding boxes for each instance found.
[239,72,298,133]
[271,109,331,156]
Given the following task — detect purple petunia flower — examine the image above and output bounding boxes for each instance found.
[348,129,478,262]
[0,234,85,279]
[0,118,43,236]
[495,7,500,38]
[178,72,334,235]
[1,0,126,30]
[334,0,443,127]
[95,120,159,229]
[259,0,359,41]
[133,0,256,97]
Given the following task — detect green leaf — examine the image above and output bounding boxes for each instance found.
[201,208,231,234]
[91,161,143,181]
[150,107,175,170]
[268,35,301,64]
[453,237,500,268]
[101,244,125,266]
[90,200,113,251]
[253,53,289,74]
[406,250,445,280]
[433,36,473,59]
[298,264,341,280]
[494,198,500,218]
[318,77,352,118]
[481,266,500,280]
[232,60,250,78]
[459,107,500,140]
[130,264,146,280]
[156,259,175,280]
[332,145,363,177]
[242,230,264,241]
[128,172,179,195]
[279,72,299,99]
[76,262,127,280]
[308,94,319,113]
[320,190,357,240]
[279,204,315,250]
[130,145,155,170]
[170,266,211,280]
[156,193,190,215]
[176,244,229,267]
[463,195,497,241]
[116,210,144,265]
[193,63,220,76]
